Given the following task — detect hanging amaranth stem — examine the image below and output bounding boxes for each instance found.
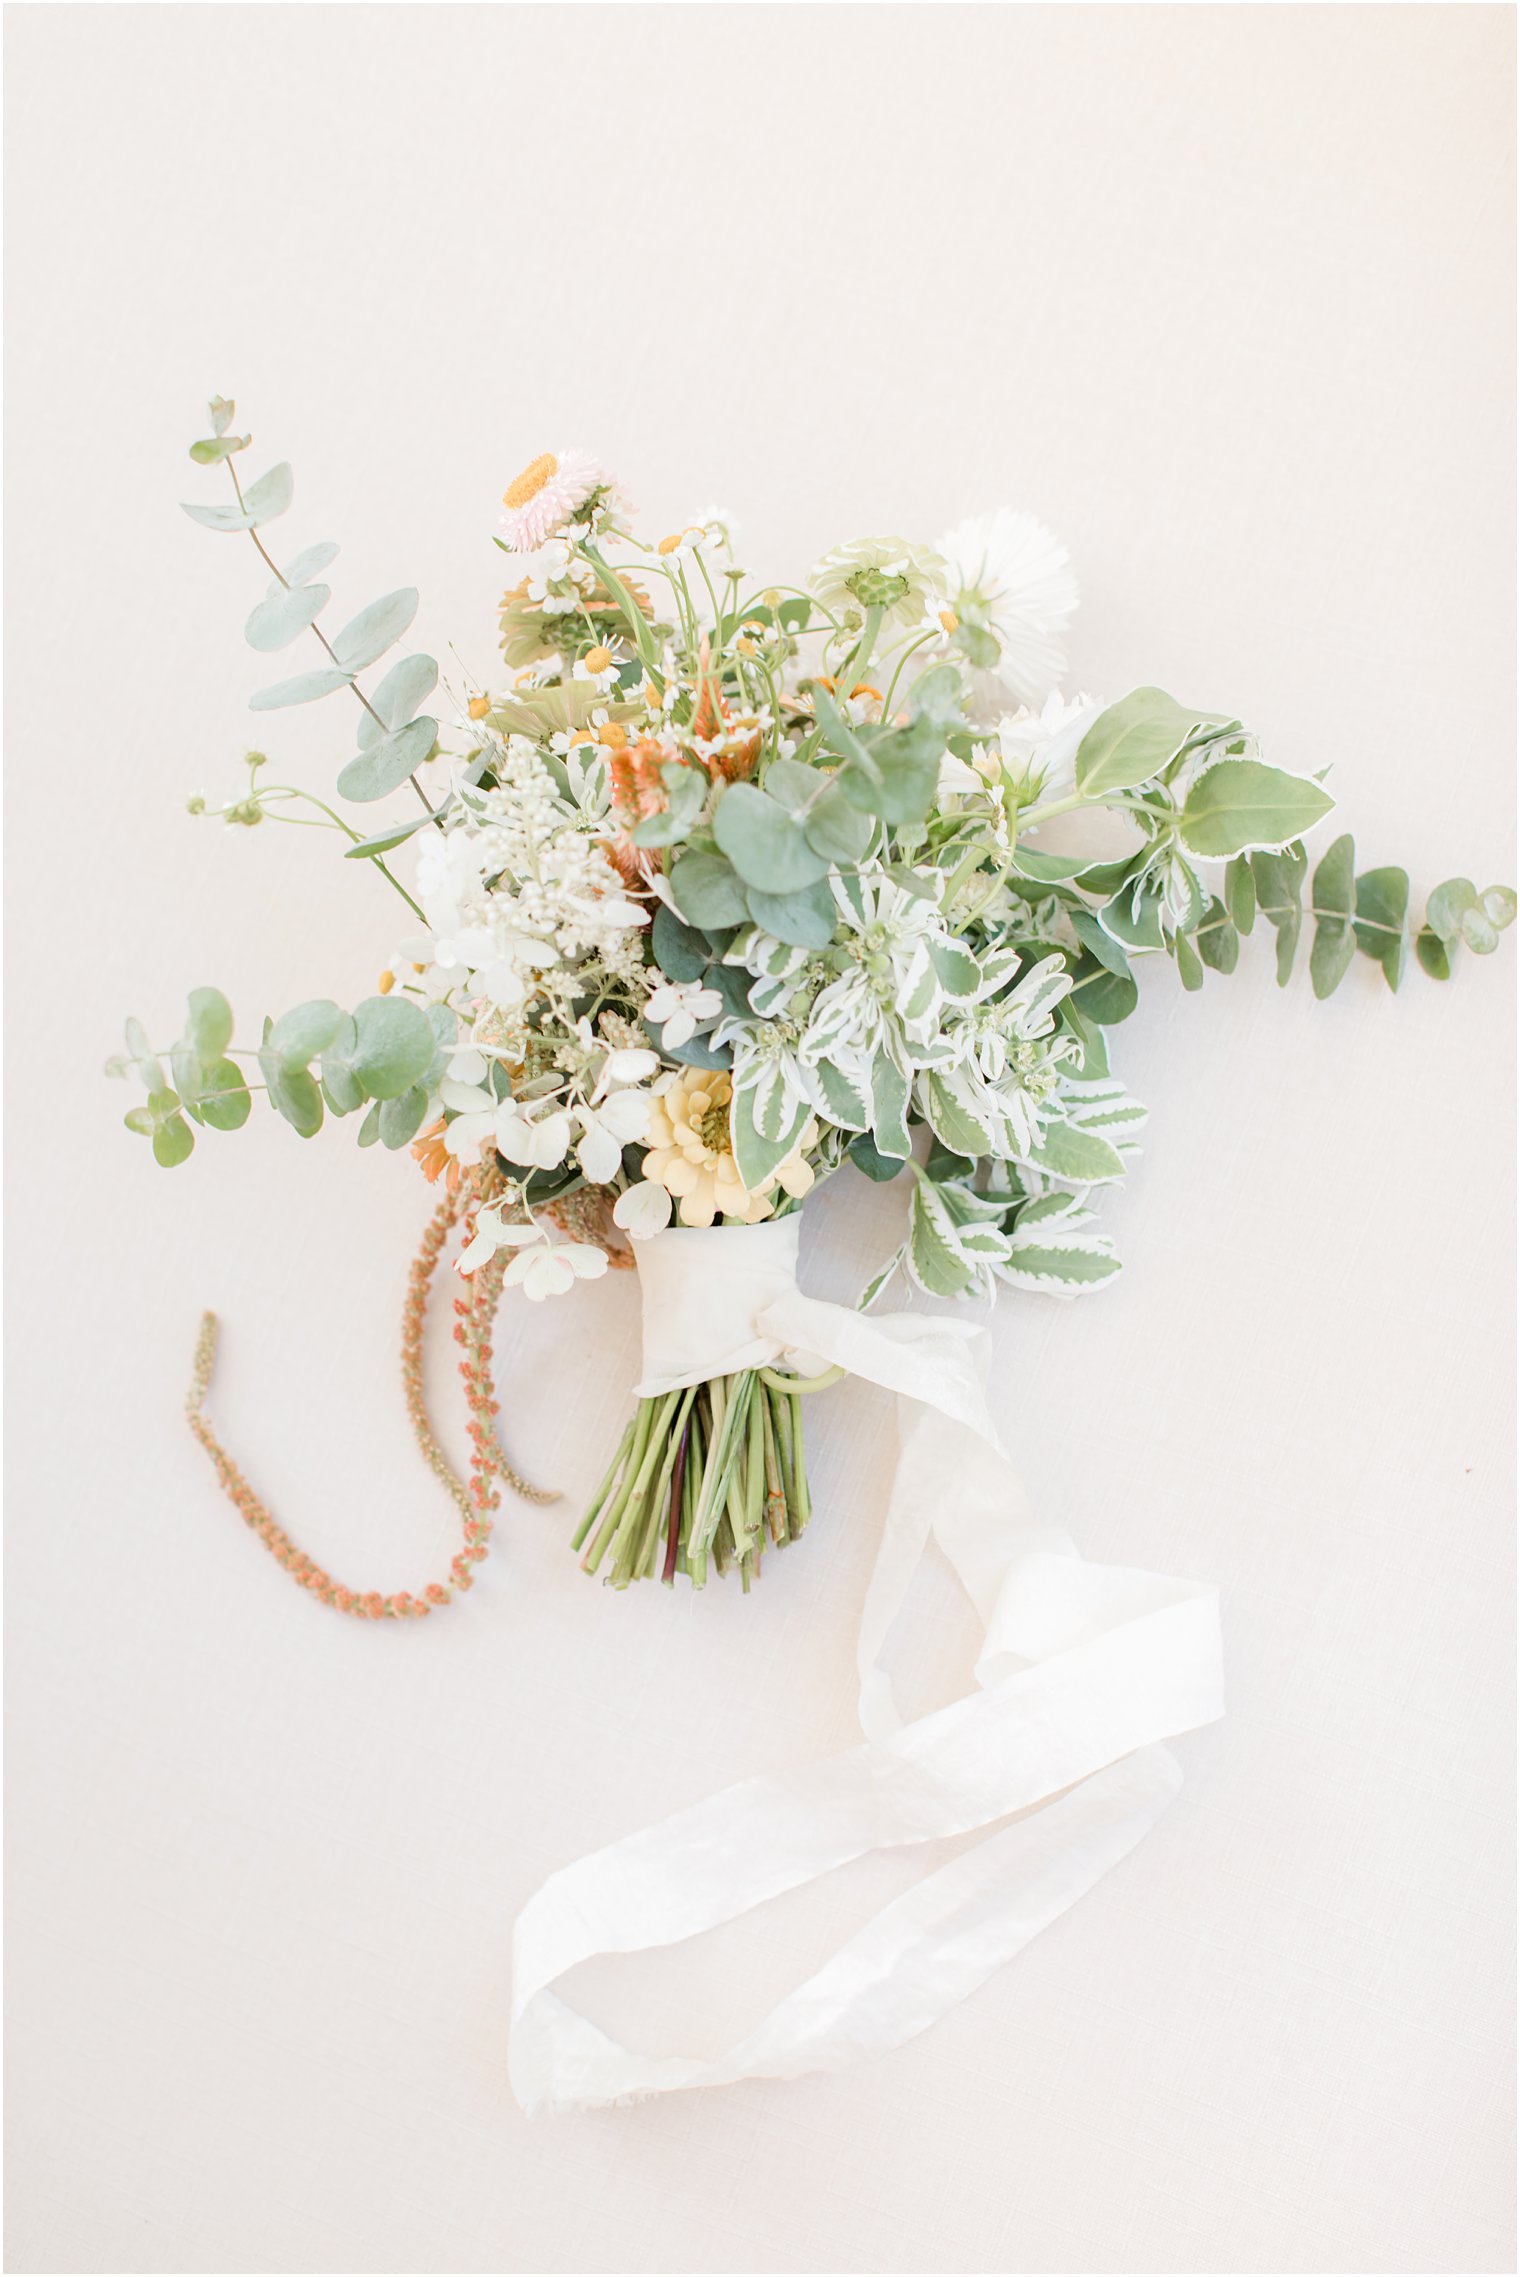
[185,1168,557,1618]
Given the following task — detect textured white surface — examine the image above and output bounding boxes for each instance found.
[4,6,1514,2272]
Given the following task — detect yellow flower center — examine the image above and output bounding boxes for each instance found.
[939,608,959,633]
[467,695,491,720]
[502,452,558,509]
[657,532,684,555]
[583,645,612,673]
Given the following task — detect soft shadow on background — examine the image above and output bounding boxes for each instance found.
[4,6,1515,2273]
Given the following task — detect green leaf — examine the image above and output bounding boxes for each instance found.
[652,902,710,982]
[1309,921,1356,999]
[1425,877,1476,942]
[124,1107,156,1136]
[1224,855,1256,935]
[864,718,942,827]
[1021,1119,1127,1185]
[1481,884,1517,932]
[922,1074,996,1158]
[1009,847,1092,884]
[356,652,439,739]
[869,1054,913,1158]
[261,1057,324,1138]
[926,937,981,999]
[357,1102,382,1147]
[244,582,328,652]
[669,849,750,928]
[379,1085,430,1149]
[241,462,294,524]
[759,756,820,812]
[810,1056,870,1130]
[350,995,436,1100]
[648,1021,730,1070]
[1098,890,1165,954]
[185,986,233,1061]
[809,684,885,789]
[1195,900,1239,974]
[801,777,875,864]
[1309,833,1356,998]
[1174,932,1205,992]
[343,811,438,859]
[249,667,352,711]
[712,782,830,893]
[1460,905,1499,955]
[1069,908,1133,979]
[1415,926,1452,981]
[170,1044,205,1111]
[1179,761,1335,858]
[1251,846,1307,986]
[1075,687,1210,798]
[746,879,837,948]
[189,434,250,465]
[330,589,419,673]
[270,999,343,1066]
[849,1131,906,1183]
[1353,867,1409,991]
[284,542,339,585]
[1068,956,1139,1026]
[1313,833,1355,918]
[731,1083,807,1190]
[198,1059,252,1130]
[152,1114,195,1167]
[908,1181,979,1299]
[181,499,258,533]
[336,717,437,802]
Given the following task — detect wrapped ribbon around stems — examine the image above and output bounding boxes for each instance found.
[509,1214,1224,2115]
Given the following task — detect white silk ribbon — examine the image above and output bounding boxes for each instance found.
[509,1215,1224,2115]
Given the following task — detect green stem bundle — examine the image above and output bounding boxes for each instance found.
[573,1370,824,1591]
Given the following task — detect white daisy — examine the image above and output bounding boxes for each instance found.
[996,692,1105,808]
[937,508,1079,712]
[497,450,608,553]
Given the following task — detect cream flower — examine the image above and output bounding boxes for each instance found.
[809,536,949,634]
[937,509,1079,712]
[497,450,607,552]
[640,1070,819,1229]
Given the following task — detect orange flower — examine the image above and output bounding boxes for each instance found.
[412,1120,462,1191]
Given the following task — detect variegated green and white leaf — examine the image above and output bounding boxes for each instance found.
[1018,1116,1127,1186]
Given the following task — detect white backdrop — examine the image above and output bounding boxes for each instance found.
[4,6,1515,2273]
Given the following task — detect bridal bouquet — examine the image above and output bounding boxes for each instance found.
[119,404,1514,1608]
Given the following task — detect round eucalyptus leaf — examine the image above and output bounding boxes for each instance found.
[152,1114,196,1168]
[249,667,352,711]
[712,782,830,893]
[362,652,439,736]
[241,462,294,525]
[652,902,710,983]
[337,717,437,803]
[198,1060,252,1131]
[269,999,343,1067]
[350,995,436,1100]
[330,588,419,673]
[245,582,329,652]
[745,878,837,948]
[667,849,749,928]
[283,542,340,586]
[379,1084,430,1149]
[185,986,234,1061]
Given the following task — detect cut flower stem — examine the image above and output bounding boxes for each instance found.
[575,1368,829,1589]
